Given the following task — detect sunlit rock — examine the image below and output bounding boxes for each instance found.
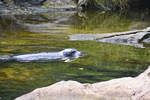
[15,66,150,100]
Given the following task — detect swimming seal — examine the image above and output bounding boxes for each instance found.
[0,48,84,62]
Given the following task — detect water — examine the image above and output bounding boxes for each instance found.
[0,11,150,100]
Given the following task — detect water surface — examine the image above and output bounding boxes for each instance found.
[0,11,150,100]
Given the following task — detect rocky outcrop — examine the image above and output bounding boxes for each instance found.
[15,66,150,100]
[7,0,76,8]
[69,28,150,48]
[2,0,76,6]
[98,31,150,48]
[139,33,150,43]
[97,27,150,48]
[0,0,76,15]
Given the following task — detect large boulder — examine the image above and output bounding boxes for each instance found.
[15,66,150,100]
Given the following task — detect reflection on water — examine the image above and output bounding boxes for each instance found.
[0,11,150,100]
[70,11,150,33]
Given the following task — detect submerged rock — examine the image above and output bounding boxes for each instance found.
[15,65,150,100]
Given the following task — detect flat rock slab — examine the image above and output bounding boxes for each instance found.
[15,66,150,100]
[69,30,142,41]
[69,28,150,48]
[98,32,150,48]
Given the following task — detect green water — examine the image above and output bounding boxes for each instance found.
[0,11,150,100]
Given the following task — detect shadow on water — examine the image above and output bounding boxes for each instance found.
[0,10,150,100]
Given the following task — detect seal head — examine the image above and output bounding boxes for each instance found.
[59,48,84,62]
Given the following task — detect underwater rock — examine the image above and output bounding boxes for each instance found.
[15,65,150,100]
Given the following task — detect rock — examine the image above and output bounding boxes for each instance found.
[69,29,150,48]
[98,32,150,48]
[0,0,3,4]
[0,0,76,15]
[14,0,46,5]
[139,33,150,43]
[43,0,76,11]
[69,30,143,41]
[15,66,150,100]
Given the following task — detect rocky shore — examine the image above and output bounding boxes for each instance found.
[0,0,76,15]
[15,65,150,100]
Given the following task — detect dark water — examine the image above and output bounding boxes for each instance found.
[0,11,150,100]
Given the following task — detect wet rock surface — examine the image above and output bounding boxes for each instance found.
[98,32,150,48]
[139,33,150,43]
[15,65,150,100]
[69,28,150,48]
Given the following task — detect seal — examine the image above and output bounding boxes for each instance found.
[0,48,84,62]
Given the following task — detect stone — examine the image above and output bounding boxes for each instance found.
[69,30,150,48]
[15,66,150,100]
[98,32,150,48]
[139,33,150,44]
[13,0,46,5]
